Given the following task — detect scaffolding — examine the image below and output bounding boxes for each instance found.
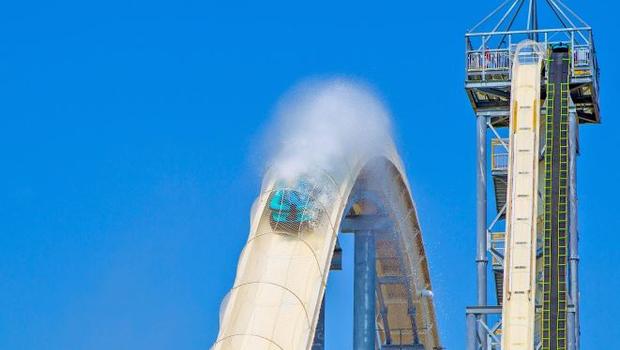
[465,1,601,350]
[465,0,600,127]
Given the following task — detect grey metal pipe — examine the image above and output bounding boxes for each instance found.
[532,0,538,30]
[354,230,376,350]
[476,115,488,349]
[312,296,325,350]
[568,108,580,349]
[466,313,477,350]
[568,310,575,350]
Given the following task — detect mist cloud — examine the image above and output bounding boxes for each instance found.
[265,78,395,183]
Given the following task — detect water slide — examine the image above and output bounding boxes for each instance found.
[501,41,545,350]
[211,143,441,349]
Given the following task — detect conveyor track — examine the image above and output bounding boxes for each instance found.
[542,47,570,350]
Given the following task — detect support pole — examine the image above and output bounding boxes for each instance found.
[466,313,477,350]
[354,230,376,350]
[312,296,325,350]
[568,107,580,350]
[476,115,488,349]
[532,0,539,40]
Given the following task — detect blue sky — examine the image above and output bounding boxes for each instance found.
[0,1,618,349]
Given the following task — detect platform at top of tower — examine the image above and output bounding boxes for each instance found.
[463,0,601,125]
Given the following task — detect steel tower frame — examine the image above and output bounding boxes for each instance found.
[464,1,600,349]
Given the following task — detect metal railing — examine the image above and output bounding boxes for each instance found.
[467,49,512,72]
[491,138,509,172]
[490,232,505,267]
[573,46,590,67]
[465,27,598,83]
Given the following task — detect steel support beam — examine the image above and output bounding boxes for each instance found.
[568,107,580,350]
[466,306,503,350]
[466,305,503,315]
[377,283,392,345]
[476,115,488,349]
[466,313,477,350]
[354,230,376,350]
[340,215,391,233]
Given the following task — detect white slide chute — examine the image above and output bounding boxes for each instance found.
[211,81,441,350]
[501,41,545,350]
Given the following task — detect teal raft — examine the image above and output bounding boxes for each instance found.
[269,180,318,229]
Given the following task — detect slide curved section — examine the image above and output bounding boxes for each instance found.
[212,145,440,350]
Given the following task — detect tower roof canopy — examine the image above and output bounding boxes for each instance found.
[467,0,593,50]
[468,0,590,35]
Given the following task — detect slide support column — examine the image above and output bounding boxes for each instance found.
[354,230,376,350]
[568,107,580,350]
[476,115,488,348]
[466,312,477,350]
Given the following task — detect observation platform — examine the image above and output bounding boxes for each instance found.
[465,28,600,126]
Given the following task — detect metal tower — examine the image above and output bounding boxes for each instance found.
[464,1,600,349]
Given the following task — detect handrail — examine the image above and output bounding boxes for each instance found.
[491,139,510,171]
[466,42,597,81]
